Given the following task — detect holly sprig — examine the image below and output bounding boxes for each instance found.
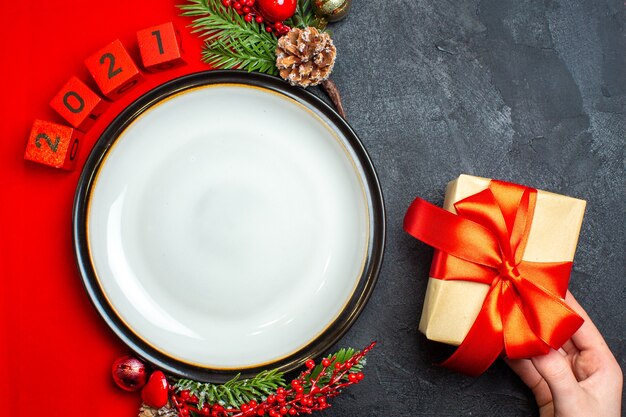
[171,343,375,416]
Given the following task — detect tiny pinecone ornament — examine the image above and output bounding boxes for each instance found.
[138,403,178,417]
[276,27,336,87]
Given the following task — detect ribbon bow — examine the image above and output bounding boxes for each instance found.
[404,180,583,376]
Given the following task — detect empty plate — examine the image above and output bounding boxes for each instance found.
[73,70,385,382]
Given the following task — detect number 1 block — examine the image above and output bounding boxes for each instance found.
[50,76,109,131]
[24,120,82,170]
[137,22,186,72]
[85,39,144,100]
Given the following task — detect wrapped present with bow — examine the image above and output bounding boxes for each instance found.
[404,174,586,376]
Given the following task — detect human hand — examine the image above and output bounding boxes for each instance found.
[506,291,623,417]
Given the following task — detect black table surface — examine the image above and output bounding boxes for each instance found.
[315,0,626,415]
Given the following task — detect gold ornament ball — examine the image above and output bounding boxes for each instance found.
[313,0,352,22]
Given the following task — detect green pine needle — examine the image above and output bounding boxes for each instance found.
[179,0,279,74]
[285,0,315,29]
[176,369,287,409]
[172,347,367,410]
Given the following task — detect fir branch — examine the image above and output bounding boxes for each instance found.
[285,0,315,29]
[175,369,287,409]
[179,0,279,74]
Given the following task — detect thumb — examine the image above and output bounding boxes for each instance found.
[531,349,581,401]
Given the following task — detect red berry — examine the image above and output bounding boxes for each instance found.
[111,356,148,392]
[274,21,283,30]
[305,360,315,369]
[269,410,279,417]
[249,400,258,407]
[257,410,265,416]
[242,404,251,412]
[222,0,232,5]
[180,390,190,400]
[334,362,342,370]
[356,372,364,380]
[245,13,253,22]
[348,373,358,383]
[279,407,288,415]
[255,15,264,23]
[256,0,297,22]
[237,8,244,14]
[202,405,210,414]
[233,1,242,9]
[291,380,300,388]
[181,409,190,417]
[243,6,251,12]
[318,397,327,405]
[321,359,331,367]
[295,386,303,394]
[276,394,286,403]
[288,408,297,416]
[267,395,276,403]
[277,388,286,395]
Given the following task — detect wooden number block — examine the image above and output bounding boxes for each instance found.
[24,120,82,170]
[49,76,109,131]
[85,39,144,100]
[137,22,186,72]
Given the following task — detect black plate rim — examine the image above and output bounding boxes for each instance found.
[73,70,386,383]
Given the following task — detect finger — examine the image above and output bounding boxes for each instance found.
[531,349,581,401]
[505,358,553,407]
[565,291,609,353]
[560,339,578,356]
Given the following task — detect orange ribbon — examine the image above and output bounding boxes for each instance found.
[404,180,583,376]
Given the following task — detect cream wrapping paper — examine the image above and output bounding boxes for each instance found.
[418,174,586,346]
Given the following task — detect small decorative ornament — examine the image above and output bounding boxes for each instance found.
[111,355,148,392]
[312,0,351,22]
[257,0,297,22]
[180,0,348,117]
[114,345,374,417]
[142,371,170,409]
[276,27,336,87]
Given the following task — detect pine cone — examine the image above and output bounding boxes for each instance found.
[138,403,178,417]
[276,27,336,87]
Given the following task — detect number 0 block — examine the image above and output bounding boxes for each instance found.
[85,39,144,100]
[49,76,109,131]
[137,22,186,72]
[24,120,82,170]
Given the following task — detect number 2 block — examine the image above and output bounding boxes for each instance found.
[85,39,144,100]
[24,120,82,170]
[49,76,109,131]
[137,22,186,72]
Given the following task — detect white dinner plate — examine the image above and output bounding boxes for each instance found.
[74,71,384,382]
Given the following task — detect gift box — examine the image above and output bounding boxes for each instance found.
[404,175,586,375]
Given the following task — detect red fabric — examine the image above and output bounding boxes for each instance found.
[404,180,584,376]
[0,2,208,415]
